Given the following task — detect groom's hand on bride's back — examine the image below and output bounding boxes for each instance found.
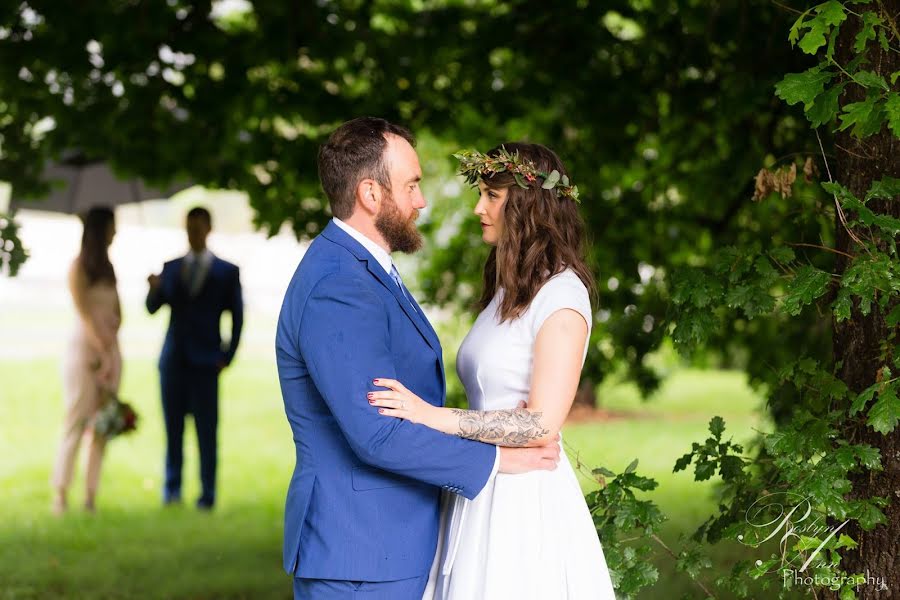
[497,398,560,474]
[498,435,561,473]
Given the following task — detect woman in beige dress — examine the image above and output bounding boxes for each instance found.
[52,206,122,514]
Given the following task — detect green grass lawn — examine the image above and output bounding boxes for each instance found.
[1,356,785,599]
[1,358,291,600]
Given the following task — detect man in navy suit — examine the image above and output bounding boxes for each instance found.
[147,207,243,510]
[276,118,561,599]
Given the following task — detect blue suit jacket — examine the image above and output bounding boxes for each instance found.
[276,221,496,581]
[146,255,243,370]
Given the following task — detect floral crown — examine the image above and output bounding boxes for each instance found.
[452,146,580,203]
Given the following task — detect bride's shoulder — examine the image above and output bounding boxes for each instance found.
[538,268,589,298]
[524,269,592,335]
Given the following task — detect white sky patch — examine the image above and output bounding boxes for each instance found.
[210,0,253,20]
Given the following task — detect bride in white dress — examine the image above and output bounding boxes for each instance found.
[369,143,617,599]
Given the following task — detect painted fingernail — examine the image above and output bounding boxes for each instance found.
[379,408,385,414]
[368,399,375,404]
[373,379,380,384]
[367,392,373,399]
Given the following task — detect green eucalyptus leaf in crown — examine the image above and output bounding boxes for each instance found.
[452,146,581,203]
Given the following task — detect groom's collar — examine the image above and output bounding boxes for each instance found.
[183,248,214,266]
[326,218,393,276]
[321,218,442,357]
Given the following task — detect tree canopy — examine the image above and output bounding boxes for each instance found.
[1,0,814,391]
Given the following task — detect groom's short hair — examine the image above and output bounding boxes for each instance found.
[187,206,212,228]
[318,117,416,219]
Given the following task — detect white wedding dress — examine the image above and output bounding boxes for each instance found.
[423,269,617,600]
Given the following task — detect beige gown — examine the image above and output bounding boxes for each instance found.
[52,280,122,497]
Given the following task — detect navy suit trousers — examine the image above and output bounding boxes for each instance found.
[160,361,219,506]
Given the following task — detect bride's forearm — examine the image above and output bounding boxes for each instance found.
[425,406,553,447]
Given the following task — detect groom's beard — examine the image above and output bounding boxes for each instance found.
[375,191,422,254]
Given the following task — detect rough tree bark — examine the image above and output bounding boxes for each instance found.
[827,3,900,598]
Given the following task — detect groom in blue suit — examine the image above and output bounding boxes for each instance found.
[147,207,243,510]
[276,118,560,599]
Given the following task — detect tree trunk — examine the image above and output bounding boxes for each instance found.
[827,4,900,598]
[573,377,597,410]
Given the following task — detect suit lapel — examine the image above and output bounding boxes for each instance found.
[364,258,442,354]
[364,259,447,401]
[170,257,188,300]
[198,258,218,297]
[322,222,442,355]
[401,281,441,345]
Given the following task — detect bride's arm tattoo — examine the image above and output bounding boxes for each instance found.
[448,408,550,447]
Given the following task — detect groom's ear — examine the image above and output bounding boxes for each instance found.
[355,179,380,216]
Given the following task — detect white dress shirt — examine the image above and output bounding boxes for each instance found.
[333,217,393,276]
[183,248,214,296]
[331,218,500,484]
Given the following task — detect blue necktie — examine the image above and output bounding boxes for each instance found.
[185,256,203,297]
[389,264,417,312]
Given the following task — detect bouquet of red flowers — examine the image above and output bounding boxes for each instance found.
[94,391,139,439]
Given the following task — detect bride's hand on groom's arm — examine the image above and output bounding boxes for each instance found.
[367,379,533,433]
[370,390,561,448]
[369,382,561,467]
[368,378,438,425]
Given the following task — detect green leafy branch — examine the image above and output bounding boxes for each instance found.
[779,2,900,138]
[672,411,887,598]
[567,444,719,598]
[669,176,899,350]
[849,367,900,434]
[674,416,750,484]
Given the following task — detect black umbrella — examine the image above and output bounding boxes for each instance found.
[11,156,193,214]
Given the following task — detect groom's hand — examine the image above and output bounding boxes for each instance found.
[498,435,561,474]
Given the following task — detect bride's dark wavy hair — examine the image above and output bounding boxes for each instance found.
[478,142,595,322]
[78,206,117,286]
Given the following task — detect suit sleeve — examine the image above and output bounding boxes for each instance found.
[146,263,174,314]
[225,266,243,364]
[298,273,496,500]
